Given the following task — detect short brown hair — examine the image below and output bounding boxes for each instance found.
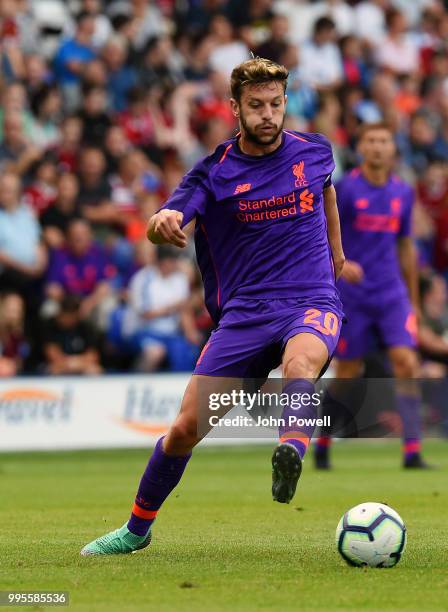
[230,57,289,102]
[357,121,394,141]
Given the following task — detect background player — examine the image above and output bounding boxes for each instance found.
[81,57,346,556]
[314,122,429,470]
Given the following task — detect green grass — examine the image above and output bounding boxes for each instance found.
[1,441,447,611]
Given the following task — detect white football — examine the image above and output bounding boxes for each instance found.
[336,502,407,568]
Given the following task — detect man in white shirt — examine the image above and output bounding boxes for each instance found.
[300,16,343,90]
[275,0,355,44]
[354,0,388,45]
[208,14,250,78]
[375,8,420,74]
[0,171,47,289]
[125,245,200,371]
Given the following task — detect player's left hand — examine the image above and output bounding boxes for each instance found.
[333,253,346,280]
[341,260,364,283]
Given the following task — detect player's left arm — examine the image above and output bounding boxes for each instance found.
[323,185,345,280]
[398,236,420,317]
[397,185,420,320]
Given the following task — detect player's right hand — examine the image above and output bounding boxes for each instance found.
[341,260,364,283]
[147,209,187,248]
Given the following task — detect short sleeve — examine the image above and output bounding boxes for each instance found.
[294,131,336,188]
[318,135,335,190]
[158,156,215,227]
[398,185,415,238]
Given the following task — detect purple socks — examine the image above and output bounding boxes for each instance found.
[279,379,317,459]
[127,437,192,536]
[396,392,422,460]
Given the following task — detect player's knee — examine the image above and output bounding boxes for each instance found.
[392,351,419,379]
[167,416,199,450]
[336,359,363,378]
[283,352,319,379]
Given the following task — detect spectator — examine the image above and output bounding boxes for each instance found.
[104,125,131,175]
[139,35,185,92]
[110,149,162,218]
[44,218,116,322]
[0,82,35,141]
[394,74,423,118]
[229,0,275,47]
[0,292,28,376]
[255,13,290,64]
[194,70,236,131]
[123,245,200,371]
[77,85,112,147]
[29,84,62,148]
[300,16,343,91]
[77,147,114,228]
[340,35,370,89]
[183,34,214,82]
[0,111,42,176]
[375,8,420,75]
[418,161,448,219]
[404,112,439,172]
[207,14,250,78]
[53,11,97,109]
[42,294,103,375]
[23,156,58,216]
[128,0,169,54]
[0,171,47,295]
[102,35,137,112]
[41,172,81,249]
[79,0,112,49]
[354,0,388,45]
[52,114,83,172]
[126,192,161,244]
[0,0,26,79]
[315,0,356,37]
[24,53,52,95]
[117,87,156,150]
[419,273,448,372]
[82,57,109,88]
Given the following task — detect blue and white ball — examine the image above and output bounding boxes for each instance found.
[336,502,407,568]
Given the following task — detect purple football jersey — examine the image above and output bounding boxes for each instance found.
[336,168,414,302]
[160,130,339,323]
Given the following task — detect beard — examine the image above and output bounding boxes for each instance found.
[239,111,285,147]
[366,156,388,169]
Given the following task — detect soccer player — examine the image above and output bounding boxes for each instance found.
[314,122,428,470]
[81,58,345,556]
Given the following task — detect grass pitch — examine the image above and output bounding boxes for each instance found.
[1,441,447,611]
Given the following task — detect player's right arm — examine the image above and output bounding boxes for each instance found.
[147,209,187,248]
[147,149,218,248]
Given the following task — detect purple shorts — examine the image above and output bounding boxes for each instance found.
[336,293,417,360]
[194,296,344,378]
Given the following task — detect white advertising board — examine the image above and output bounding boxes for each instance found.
[0,375,190,451]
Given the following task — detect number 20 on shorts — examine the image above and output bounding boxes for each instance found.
[303,308,339,336]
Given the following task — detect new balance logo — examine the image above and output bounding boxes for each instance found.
[390,198,401,214]
[299,189,314,213]
[234,183,251,194]
[355,198,369,209]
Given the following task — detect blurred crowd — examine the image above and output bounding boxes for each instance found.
[1,0,448,378]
